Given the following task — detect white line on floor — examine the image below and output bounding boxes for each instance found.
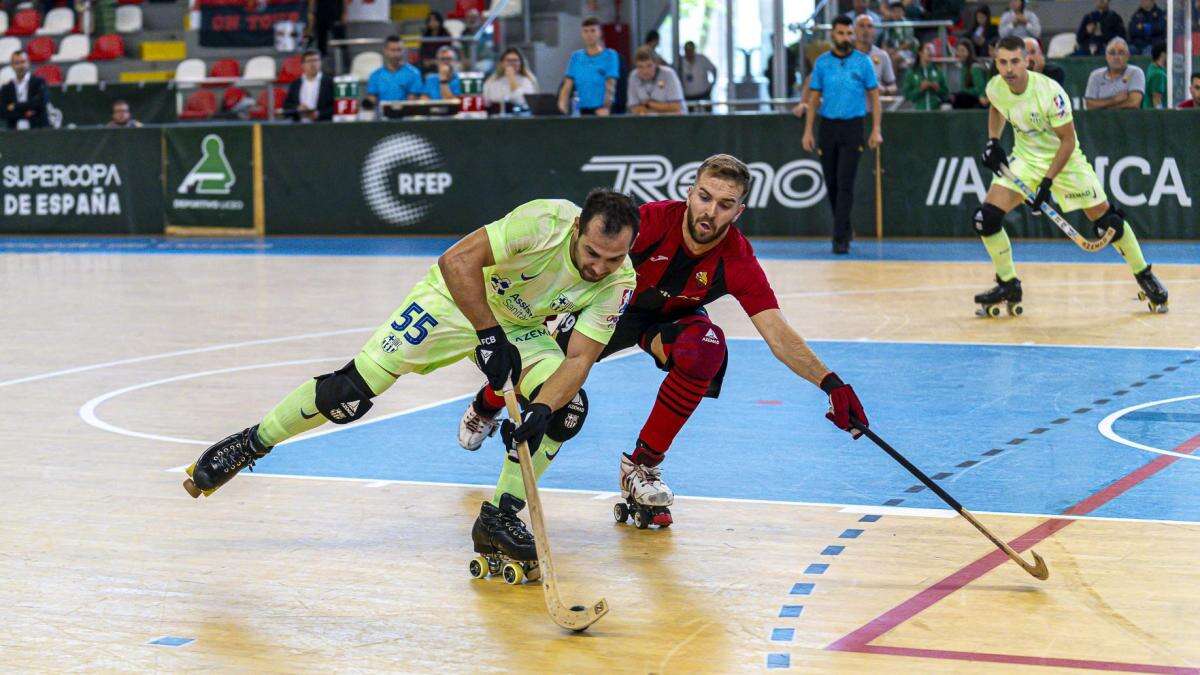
[1097,394,1200,462]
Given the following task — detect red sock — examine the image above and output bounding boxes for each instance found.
[473,386,505,416]
[634,369,709,466]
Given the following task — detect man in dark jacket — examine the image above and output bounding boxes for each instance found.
[1127,0,1165,55]
[1,51,49,130]
[283,50,335,122]
[1075,0,1126,55]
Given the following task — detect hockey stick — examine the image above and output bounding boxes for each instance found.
[997,164,1115,253]
[502,390,610,631]
[852,421,1050,581]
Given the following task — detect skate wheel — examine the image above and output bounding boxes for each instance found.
[182,478,202,499]
[987,305,1001,318]
[502,562,525,585]
[1009,303,1023,317]
[469,556,488,579]
[613,502,629,524]
[632,508,650,530]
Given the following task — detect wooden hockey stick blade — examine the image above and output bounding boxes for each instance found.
[959,509,1051,580]
[502,390,609,631]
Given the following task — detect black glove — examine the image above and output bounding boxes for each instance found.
[981,138,1008,175]
[500,402,552,454]
[821,372,867,439]
[1030,177,1054,215]
[475,325,521,392]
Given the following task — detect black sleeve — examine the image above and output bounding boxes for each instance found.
[0,84,15,123]
[28,78,48,113]
[283,80,301,121]
[317,77,335,120]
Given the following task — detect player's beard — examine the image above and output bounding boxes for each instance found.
[833,38,853,54]
[686,204,730,245]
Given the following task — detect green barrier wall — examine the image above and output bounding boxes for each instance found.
[54,83,177,127]
[0,127,163,234]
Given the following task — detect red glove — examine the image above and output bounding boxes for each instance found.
[821,372,867,438]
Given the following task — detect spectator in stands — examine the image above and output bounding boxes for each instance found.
[901,0,926,20]
[1085,37,1144,108]
[855,15,897,95]
[1127,0,1166,55]
[1178,72,1200,108]
[1075,0,1126,56]
[558,17,620,115]
[964,4,999,55]
[680,41,717,101]
[928,0,964,22]
[423,46,464,100]
[902,42,949,109]
[1143,42,1167,108]
[626,45,685,115]
[999,0,1041,40]
[284,49,334,122]
[306,0,346,61]
[483,47,538,108]
[1,51,49,130]
[880,1,917,70]
[365,36,423,111]
[951,41,988,107]
[844,0,884,31]
[420,11,454,73]
[640,30,668,65]
[105,100,142,128]
[1024,36,1065,85]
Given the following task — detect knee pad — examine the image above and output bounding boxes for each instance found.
[1094,205,1126,241]
[313,360,375,424]
[546,388,588,443]
[668,319,726,382]
[972,204,1006,236]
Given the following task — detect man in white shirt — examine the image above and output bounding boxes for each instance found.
[626,46,686,115]
[283,49,334,122]
[679,41,717,101]
[1,51,50,130]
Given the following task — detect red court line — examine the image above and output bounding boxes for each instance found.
[828,432,1200,672]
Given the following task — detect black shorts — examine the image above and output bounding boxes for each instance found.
[553,308,728,398]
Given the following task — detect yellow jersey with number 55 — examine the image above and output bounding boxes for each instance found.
[986,71,1086,166]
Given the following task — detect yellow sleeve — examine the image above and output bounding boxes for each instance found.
[573,273,635,345]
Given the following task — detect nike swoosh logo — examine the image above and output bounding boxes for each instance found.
[300,409,319,419]
[521,272,541,281]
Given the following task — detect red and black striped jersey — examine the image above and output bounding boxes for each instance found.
[628,200,779,319]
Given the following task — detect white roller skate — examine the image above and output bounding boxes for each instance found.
[614,454,674,529]
[458,403,500,451]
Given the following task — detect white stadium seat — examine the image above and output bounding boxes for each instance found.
[174,57,206,83]
[1046,32,1077,59]
[0,37,20,63]
[64,62,98,85]
[350,51,382,81]
[115,5,142,33]
[0,65,14,85]
[489,0,521,19]
[51,34,89,62]
[243,55,276,82]
[443,19,465,38]
[0,11,9,35]
[36,7,74,36]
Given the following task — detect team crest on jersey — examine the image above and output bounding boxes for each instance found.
[381,334,400,353]
[490,274,512,296]
[695,271,708,286]
[551,293,574,313]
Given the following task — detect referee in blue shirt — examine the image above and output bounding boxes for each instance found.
[801,16,884,254]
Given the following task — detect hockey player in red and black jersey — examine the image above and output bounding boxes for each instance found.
[458,154,869,527]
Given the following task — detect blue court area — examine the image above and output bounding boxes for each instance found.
[4,236,1200,265]
[255,340,1200,523]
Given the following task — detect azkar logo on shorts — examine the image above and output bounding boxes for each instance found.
[490,274,512,296]
[381,334,400,353]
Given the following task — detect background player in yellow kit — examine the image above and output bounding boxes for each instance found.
[974,36,1169,315]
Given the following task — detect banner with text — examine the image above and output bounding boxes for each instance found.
[0,128,162,234]
[198,0,306,48]
[165,126,255,229]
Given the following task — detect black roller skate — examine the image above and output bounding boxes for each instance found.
[974,275,1023,318]
[182,425,272,498]
[469,496,540,585]
[1135,265,1169,313]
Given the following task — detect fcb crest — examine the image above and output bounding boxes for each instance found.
[695,271,708,286]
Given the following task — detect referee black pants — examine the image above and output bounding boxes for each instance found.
[817,116,864,245]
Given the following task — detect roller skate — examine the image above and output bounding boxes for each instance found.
[1134,265,1168,313]
[182,425,272,498]
[614,453,673,529]
[458,401,501,451]
[974,275,1023,318]
[468,496,540,585]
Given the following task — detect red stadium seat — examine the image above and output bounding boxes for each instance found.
[221,86,248,111]
[87,33,124,60]
[179,89,217,120]
[34,63,63,85]
[208,58,240,85]
[117,0,144,4]
[26,36,54,63]
[277,54,302,84]
[8,9,41,36]
[250,86,286,119]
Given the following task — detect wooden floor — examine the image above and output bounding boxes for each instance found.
[1,250,1198,672]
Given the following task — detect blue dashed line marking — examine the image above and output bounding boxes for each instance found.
[767,653,791,668]
[771,628,796,642]
[821,545,845,556]
[790,582,814,595]
[149,636,194,647]
[804,563,829,574]
[883,498,904,506]
[778,605,804,618]
[839,529,863,539]
[858,514,881,523]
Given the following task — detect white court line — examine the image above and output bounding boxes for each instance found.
[1098,394,1200,462]
[774,276,1200,300]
